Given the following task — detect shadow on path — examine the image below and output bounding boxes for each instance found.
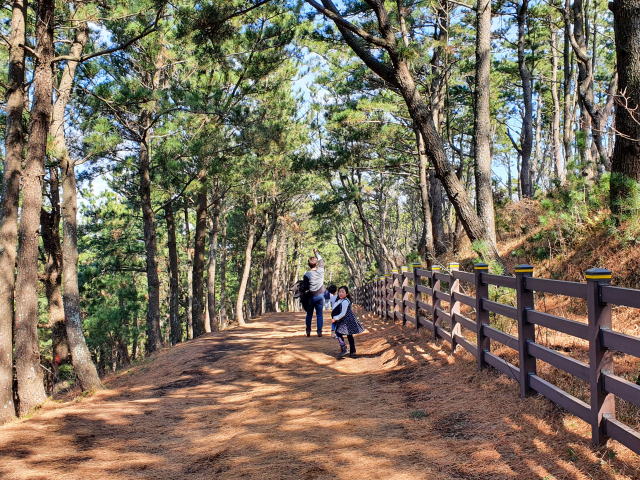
[0,309,638,479]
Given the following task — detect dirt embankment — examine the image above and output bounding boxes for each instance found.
[1,309,638,479]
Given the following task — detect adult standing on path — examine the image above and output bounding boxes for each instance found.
[302,248,325,337]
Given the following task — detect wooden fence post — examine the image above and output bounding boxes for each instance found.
[475,263,489,371]
[384,274,391,321]
[392,268,399,323]
[586,268,614,446]
[401,266,409,326]
[412,262,422,331]
[432,265,441,340]
[515,264,536,397]
[449,262,460,354]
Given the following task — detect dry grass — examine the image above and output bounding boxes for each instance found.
[1,309,638,479]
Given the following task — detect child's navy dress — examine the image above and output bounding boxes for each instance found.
[332,299,365,336]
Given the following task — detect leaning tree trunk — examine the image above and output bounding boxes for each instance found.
[166,203,181,345]
[139,126,162,353]
[0,0,27,424]
[609,0,640,213]
[52,21,102,392]
[15,0,55,415]
[305,0,504,265]
[192,180,208,337]
[518,0,534,198]
[474,0,498,240]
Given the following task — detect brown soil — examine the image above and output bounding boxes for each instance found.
[1,309,638,480]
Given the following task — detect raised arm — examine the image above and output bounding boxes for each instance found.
[314,249,324,273]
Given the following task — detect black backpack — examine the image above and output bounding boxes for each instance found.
[290,280,313,312]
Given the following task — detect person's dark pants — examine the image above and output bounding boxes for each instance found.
[306,294,324,334]
[337,333,355,353]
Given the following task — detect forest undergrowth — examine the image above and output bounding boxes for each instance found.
[426,179,640,442]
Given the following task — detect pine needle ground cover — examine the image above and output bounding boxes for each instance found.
[1,309,638,479]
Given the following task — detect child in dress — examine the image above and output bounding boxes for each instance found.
[331,286,365,358]
[324,285,338,337]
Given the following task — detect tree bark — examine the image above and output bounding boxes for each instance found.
[563,15,574,169]
[192,181,208,337]
[415,128,435,262]
[15,0,55,414]
[609,0,640,212]
[219,211,229,329]
[272,231,287,312]
[166,203,181,345]
[429,171,447,255]
[207,196,221,332]
[139,122,162,353]
[262,207,279,313]
[551,25,566,184]
[236,195,258,326]
[0,0,27,425]
[184,206,193,339]
[518,0,534,197]
[40,170,67,377]
[52,22,103,393]
[474,0,498,239]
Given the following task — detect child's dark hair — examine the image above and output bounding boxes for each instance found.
[338,285,351,301]
[328,285,337,294]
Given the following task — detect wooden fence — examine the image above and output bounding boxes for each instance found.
[353,263,640,455]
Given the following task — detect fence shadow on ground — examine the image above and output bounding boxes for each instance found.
[0,310,638,479]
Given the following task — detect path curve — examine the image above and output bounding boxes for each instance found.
[1,309,638,479]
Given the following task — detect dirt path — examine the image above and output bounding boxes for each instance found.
[1,309,638,480]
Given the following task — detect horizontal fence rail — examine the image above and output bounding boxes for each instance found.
[353,263,640,456]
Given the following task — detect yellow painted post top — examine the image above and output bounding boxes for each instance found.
[474,263,488,270]
[401,266,408,272]
[411,262,421,269]
[392,268,399,274]
[449,262,460,269]
[585,268,612,280]
[431,266,441,271]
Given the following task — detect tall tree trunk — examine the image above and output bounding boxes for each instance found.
[263,207,279,313]
[166,203,181,345]
[184,206,193,339]
[534,94,543,182]
[609,0,640,213]
[236,195,258,326]
[518,0,534,197]
[474,0,498,239]
[53,22,102,392]
[0,0,27,425]
[272,231,287,313]
[568,0,594,177]
[15,0,55,414]
[139,124,162,353]
[563,18,574,169]
[207,197,221,332]
[219,212,228,329]
[40,169,67,378]
[429,171,447,255]
[415,128,435,262]
[551,25,566,184]
[192,181,208,337]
